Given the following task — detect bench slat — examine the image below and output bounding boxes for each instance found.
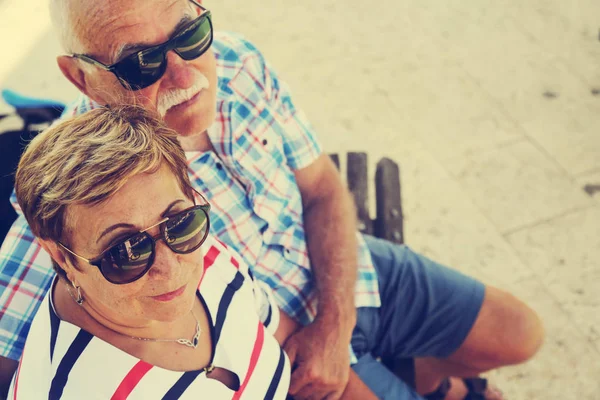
[347,152,373,235]
[375,158,404,244]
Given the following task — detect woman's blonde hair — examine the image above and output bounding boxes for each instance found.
[16,105,194,247]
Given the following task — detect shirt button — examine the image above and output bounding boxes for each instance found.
[285,249,290,254]
[262,139,268,146]
[215,162,222,170]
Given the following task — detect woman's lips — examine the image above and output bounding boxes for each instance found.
[151,284,187,302]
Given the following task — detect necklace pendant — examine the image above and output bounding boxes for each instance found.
[176,338,196,348]
[189,321,201,349]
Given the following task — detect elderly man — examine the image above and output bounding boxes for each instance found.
[0,0,543,399]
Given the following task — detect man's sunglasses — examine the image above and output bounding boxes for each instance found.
[72,0,212,91]
[59,202,211,285]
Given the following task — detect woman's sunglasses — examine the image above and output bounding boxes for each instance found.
[59,203,211,285]
[72,0,212,91]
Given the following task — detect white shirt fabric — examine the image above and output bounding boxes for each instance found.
[8,235,290,400]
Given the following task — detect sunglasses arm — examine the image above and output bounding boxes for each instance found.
[189,0,206,12]
[57,242,93,264]
[71,55,113,72]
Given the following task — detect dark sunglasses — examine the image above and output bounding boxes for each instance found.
[72,0,213,91]
[59,202,211,285]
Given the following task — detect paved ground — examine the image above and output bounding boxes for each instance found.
[1,0,599,398]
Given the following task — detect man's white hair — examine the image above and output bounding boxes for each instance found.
[49,0,86,54]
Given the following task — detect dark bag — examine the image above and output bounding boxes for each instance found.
[0,89,65,243]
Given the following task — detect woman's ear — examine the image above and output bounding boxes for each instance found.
[37,239,79,283]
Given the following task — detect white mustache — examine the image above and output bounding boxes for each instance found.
[157,73,210,117]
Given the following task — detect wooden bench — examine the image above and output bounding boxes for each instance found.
[329,152,404,245]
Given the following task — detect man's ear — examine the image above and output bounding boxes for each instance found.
[38,238,78,283]
[57,55,92,97]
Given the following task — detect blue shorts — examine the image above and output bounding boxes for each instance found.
[351,236,486,399]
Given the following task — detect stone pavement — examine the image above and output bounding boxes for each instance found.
[1,0,599,398]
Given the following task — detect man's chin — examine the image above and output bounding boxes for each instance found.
[163,97,215,136]
[167,117,208,137]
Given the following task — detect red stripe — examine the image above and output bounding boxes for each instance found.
[230,256,240,269]
[218,103,227,155]
[231,322,265,400]
[110,361,153,400]
[199,246,221,287]
[203,246,220,270]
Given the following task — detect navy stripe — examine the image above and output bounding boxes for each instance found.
[49,300,61,362]
[263,301,272,327]
[48,330,93,400]
[161,370,203,400]
[214,272,244,343]
[264,348,286,400]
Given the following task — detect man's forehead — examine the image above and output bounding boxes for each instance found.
[77,0,190,60]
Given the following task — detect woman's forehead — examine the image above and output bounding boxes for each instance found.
[66,169,186,244]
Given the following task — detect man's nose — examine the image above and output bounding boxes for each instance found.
[162,50,196,88]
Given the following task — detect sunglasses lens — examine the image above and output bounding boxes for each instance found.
[175,15,213,60]
[100,233,154,284]
[114,50,167,90]
[165,208,209,253]
[111,12,211,90]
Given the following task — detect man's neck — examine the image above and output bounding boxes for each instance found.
[178,131,213,152]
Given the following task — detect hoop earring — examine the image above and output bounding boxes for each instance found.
[75,286,84,305]
[70,282,84,305]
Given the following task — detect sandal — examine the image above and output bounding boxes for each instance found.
[424,377,489,400]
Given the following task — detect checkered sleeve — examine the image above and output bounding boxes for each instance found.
[248,46,323,171]
[0,214,54,361]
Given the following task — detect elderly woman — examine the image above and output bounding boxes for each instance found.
[8,106,373,399]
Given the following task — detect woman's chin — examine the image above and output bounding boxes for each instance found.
[148,290,196,322]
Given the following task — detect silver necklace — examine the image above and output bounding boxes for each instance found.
[125,312,202,349]
[67,285,202,348]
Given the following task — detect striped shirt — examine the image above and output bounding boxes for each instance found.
[0,31,380,363]
[8,236,290,399]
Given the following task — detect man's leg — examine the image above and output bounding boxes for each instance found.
[351,353,425,400]
[363,236,544,398]
[351,307,425,399]
[413,286,543,397]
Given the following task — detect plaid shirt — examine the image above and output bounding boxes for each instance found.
[0,32,380,362]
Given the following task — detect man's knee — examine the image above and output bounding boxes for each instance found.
[492,290,544,365]
[452,286,544,370]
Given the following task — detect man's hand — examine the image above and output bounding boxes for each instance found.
[285,317,351,400]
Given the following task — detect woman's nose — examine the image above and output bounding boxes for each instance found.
[148,239,179,280]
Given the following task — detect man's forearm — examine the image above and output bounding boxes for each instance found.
[303,182,358,331]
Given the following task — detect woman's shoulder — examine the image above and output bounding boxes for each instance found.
[200,235,252,287]
[10,293,57,397]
